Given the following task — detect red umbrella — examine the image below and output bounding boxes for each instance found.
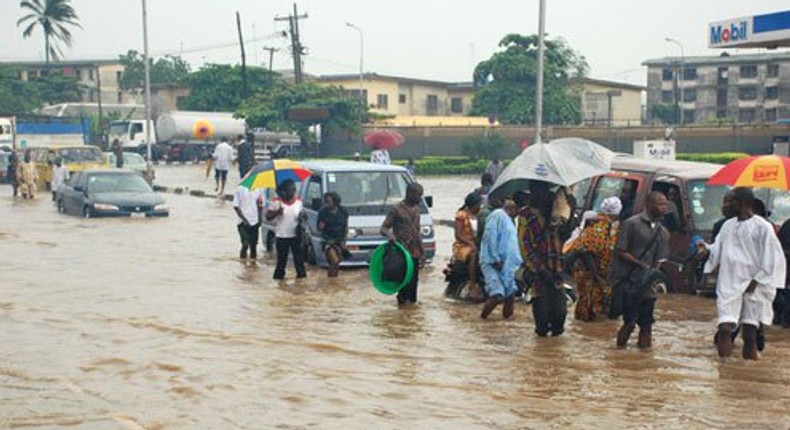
[364,130,405,150]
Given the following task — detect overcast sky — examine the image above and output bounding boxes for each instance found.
[3,0,788,85]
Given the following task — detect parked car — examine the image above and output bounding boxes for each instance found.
[581,157,790,294]
[105,151,150,175]
[57,169,169,218]
[261,160,436,267]
[27,145,106,190]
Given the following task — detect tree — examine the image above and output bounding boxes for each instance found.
[0,65,82,113]
[650,104,678,125]
[236,82,366,143]
[117,50,190,94]
[179,64,278,112]
[17,0,82,64]
[461,132,508,161]
[470,34,588,125]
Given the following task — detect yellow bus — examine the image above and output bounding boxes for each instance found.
[28,145,106,190]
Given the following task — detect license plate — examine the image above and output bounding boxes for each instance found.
[131,212,146,218]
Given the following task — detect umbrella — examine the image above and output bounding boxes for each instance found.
[239,159,312,190]
[489,138,615,200]
[364,130,405,150]
[708,155,790,190]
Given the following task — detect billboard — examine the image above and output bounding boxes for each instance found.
[709,11,790,49]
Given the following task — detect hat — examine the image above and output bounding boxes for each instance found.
[600,196,623,216]
[464,192,483,209]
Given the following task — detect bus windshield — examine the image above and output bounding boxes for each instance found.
[58,147,104,164]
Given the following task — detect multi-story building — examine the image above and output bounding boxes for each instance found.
[643,52,790,124]
[315,73,475,117]
[2,59,138,105]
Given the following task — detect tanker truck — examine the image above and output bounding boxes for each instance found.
[107,111,301,162]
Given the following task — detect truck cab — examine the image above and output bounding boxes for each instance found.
[107,120,155,152]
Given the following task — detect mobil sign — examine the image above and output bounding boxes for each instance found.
[709,17,750,47]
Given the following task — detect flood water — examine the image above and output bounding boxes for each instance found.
[2,165,790,429]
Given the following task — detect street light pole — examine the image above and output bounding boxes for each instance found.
[346,22,364,149]
[535,0,546,144]
[665,37,685,126]
[142,0,153,170]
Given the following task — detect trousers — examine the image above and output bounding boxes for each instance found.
[274,237,306,280]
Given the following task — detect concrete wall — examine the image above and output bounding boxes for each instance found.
[323,124,790,159]
[581,82,643,126]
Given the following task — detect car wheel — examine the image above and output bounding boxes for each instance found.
[57,199,65,213]
[83,206,92,219]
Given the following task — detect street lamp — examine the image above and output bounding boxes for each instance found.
[141,0,153,177]
[665,37,685,125]
[346,22,364,107]
[535,0,546,144]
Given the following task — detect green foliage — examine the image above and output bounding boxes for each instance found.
[237,82,366,142]
[17,0,82,63]
[118,50,191,93]
[178,64,277,112]
[677,152,748,164]
[461,132,508,160]
[650,104,679,125]
[470,34,587,125]
[0,65,82,113]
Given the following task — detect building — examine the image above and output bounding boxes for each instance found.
[579,78,645,126]
[315,73,475,117]
[643,52,790,124]
[2,59,139,105]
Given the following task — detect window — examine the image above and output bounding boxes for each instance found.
[740,65,757,79]
[585,93,608,123]
[326,172,412,207]
[767,64,779,78]
[376,94,388,110]
[716,88,728,106]
[661,90,674,103]
[683,109,695,124]
[738,108,756,123]
[683,89,696,103]
[75,69,82,80]
[451,97,463,113]
[116,71,122,82]
[398,94,406,104]
[766,108,778,122]
[117,91,123,103]
[766,87,779,100]
[426,95,438,113]
[89,68,94,81]
[718,67,729,82]
[346,89,368,103]
[662,69,673,81]
[683,68,697,81]
[686,181,730,231]
[88,89,95,102]
[738,86,757,101]
[305,176,323,208]
[591,177,639,214]
[716,109,728,119]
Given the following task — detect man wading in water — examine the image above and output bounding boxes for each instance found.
[381,182,425,306]
[610,192,669,349]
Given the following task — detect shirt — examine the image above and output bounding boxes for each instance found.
[318,207,348,242]
[485,161,503,181]
[237,140,255,169]
[382,200,423,259]
[51,166,69,191]
[370,149,391,165]
[271,198,303,238]
[610,212,669,291]
[233,187,264,225]
[213,142,234,171]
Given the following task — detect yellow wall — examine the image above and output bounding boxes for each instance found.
[581,82,644,126]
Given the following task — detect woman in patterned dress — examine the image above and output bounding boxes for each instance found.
[453,192,484,301]
[568,196,622,321]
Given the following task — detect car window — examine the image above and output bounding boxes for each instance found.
[87,173,152,193]
[305,176,323,206]
[591,177,638,212]
[686,180,729,231]
[68,171,82,186]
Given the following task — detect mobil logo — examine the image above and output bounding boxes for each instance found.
[710,20,749,45]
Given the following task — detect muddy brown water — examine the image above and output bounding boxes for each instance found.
[1,165,789,429]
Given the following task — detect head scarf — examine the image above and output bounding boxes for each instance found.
[460,192,483,211]
[600,196,623,216]
[564,210,599,250]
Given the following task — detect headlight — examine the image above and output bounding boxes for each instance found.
[93,203,119,211]
[347,228,361,239]
[154,204,169,211]
[421,225,434,237]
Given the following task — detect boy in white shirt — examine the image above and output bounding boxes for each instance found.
[212,137,234,195]
[51,158,69,201]
[233,186,264,259]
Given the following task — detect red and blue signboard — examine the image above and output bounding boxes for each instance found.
[709,10,790,48]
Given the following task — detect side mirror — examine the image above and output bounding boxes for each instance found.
[311,198,322,211]
[424,195,434,208]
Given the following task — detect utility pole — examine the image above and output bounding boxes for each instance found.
[535,0,546,144]
[95,64,104,148]
[263,47,279,71]
[236,11,248,99]
[275,3,308,83]
[141,0,153,165]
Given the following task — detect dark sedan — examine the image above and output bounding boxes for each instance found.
[57,169,169,218]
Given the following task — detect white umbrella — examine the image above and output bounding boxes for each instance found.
[490,138,615,199]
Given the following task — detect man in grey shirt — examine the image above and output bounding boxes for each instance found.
[611,191,670,349]
[485,156,504,182]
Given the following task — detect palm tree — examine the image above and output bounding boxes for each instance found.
[17,0,82,64]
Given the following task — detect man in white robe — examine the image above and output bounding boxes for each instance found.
[704,187,786,360]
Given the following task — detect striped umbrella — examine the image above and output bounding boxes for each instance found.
[239,159,312,190]
[708,155,790,190]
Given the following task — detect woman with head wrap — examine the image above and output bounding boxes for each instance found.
[453,192,485,301]
[567,196,623,321]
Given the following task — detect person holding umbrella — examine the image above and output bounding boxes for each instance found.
[365,130,404,165]
[266,179,307,280]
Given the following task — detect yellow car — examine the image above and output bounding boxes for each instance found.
[28,145,106,190]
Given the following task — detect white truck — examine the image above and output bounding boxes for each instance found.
[107,111,301,162]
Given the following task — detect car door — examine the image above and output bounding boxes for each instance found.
[64,172,85,214]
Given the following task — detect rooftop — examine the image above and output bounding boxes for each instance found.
[643,51,790,67]
[301,159,408,173]
[579,77,646,92]
[317,73,474,90]
[611,157,722,179]
[0,59,122,67]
